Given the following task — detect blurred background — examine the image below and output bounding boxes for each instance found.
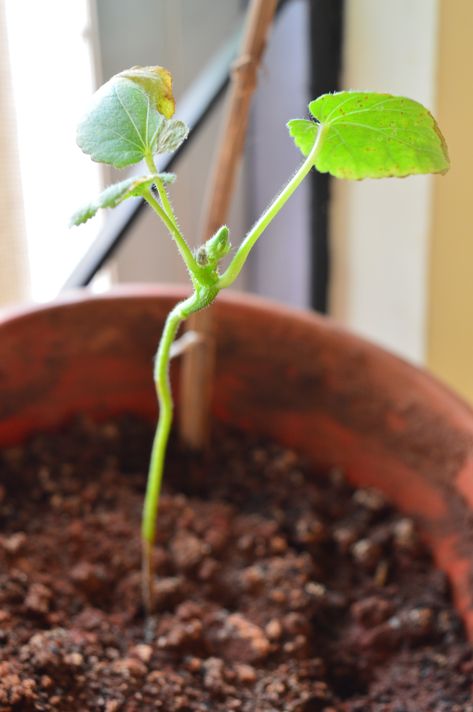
[0,0,471,402]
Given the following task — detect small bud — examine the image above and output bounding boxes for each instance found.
[205,225,231,263]
[196,246,208,266]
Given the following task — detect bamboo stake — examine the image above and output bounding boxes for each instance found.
[179,0,277,450]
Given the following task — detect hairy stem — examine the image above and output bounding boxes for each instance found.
[145,154,180,232]
[143,154,200,281]
[143,191,200,280]
[218,124,325,289]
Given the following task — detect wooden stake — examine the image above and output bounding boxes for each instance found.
[179,0,277,450]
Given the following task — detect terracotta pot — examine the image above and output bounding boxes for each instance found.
[1,286,473,638]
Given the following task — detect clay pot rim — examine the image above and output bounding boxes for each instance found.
[3,283,472,431]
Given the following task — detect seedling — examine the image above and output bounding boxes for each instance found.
[72,66,449,613]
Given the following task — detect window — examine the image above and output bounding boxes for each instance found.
[5,0,102,301]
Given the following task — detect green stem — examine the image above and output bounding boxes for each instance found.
[143,154,200,280]
[218,125,325,289]
[155,177,179,230]
[141,287,218,613]
[143,191,199,279]
[141,303,186,548]
[145,154,180,232]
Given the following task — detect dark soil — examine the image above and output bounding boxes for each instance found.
[0,416,472,711]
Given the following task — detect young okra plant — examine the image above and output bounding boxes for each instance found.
[72,66,449,613]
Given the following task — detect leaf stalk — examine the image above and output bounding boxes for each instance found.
[218,124,325,288]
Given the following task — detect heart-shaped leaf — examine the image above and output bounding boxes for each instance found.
[288,91,450,180]
[70,173,175,226]
[76,66,187,169]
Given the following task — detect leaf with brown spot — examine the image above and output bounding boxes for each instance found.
[76,66,186,169]
[118,66,175,119]
[288,91,450,180]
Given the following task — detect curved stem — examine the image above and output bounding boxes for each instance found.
[142,303,186,547]
[141,288,218,614]
[218,125,325,289]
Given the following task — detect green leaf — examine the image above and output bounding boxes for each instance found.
[70,173,175,226]
[77,78,160,168]
[76,66,186,169]
[287,119,319,158]
[289,91,450,180]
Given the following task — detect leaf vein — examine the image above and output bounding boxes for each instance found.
[336,96,393,117]
[330,126,358,166]
[114,84,146,149]
[322,94,359,124]
[332,121,441,157]
[105,126,143,151]
[333,106,421,121]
